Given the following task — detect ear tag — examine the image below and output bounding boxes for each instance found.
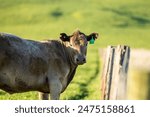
[89,37,95,44]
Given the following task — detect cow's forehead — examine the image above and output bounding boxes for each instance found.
[72,31,87,40]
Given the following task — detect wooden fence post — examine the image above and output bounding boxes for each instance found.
[101,45,130,100]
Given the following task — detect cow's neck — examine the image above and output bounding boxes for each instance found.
[61,41,78,68]
[61,41,78,86]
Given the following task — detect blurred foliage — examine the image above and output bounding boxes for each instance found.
[128,70,150,99]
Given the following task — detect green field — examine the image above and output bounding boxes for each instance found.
[0,0,150,100]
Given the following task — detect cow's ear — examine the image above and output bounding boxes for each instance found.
[87,33,99,41]
[60,33,70,42]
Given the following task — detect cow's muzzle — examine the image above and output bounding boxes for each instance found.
[75,55,86,65]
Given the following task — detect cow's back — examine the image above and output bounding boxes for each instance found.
[0,33,48,71]
[0,33,25,70]
[0,33,47,57]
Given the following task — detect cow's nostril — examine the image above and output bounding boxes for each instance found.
[83,58,86,62]
[76,58,79,62]
[76,57,86,63]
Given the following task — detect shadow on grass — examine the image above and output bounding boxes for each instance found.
[0,90,6,95]
[68,83,88,100]
[68,56,100,100]
[50,8,63,18]
[102,8,150,27]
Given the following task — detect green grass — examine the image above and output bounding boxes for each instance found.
[0,0,150,99]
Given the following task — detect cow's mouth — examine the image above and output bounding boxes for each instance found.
[76,59,86,65]
[77,62,86,65]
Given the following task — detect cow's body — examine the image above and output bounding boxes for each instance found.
[0,31,98,99]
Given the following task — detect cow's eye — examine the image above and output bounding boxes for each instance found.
[79,40,84,46]
[80,43,84,46]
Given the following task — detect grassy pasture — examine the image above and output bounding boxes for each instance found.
[0,0,150,99]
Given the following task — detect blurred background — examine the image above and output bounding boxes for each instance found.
[0,0,150,99]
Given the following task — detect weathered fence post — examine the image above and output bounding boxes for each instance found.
[101,45,130,100]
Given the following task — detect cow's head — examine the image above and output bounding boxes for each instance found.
[60,30,99,65]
